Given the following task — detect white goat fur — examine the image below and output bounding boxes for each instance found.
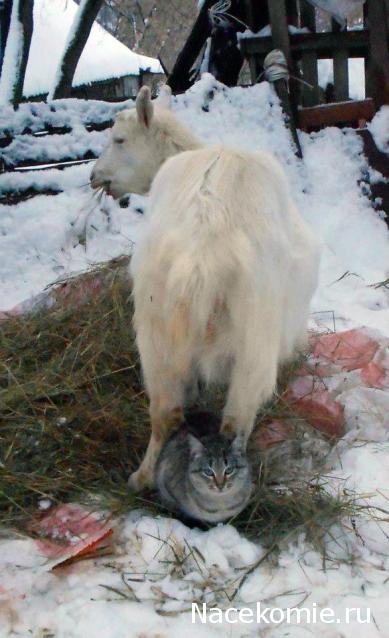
[92,87,320,491]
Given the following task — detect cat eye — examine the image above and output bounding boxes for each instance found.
[203,467,215,477]
[224,467,235,476]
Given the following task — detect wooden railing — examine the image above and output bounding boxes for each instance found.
[239,0,389,127]
[0,99,130,204]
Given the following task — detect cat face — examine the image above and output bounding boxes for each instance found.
[188,433,251,495]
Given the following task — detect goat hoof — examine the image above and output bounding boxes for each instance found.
[128,469,153,492]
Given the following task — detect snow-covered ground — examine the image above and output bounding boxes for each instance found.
[1,77,389,637]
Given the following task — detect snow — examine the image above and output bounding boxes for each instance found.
[239,25,310,38]
[2,127,109,166]
[1,76,389,636]
[22,0,162,98]
[368,106,389,155]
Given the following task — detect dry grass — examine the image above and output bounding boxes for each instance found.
[0,257,355,551]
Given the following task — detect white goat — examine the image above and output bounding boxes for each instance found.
[91,86,320,492]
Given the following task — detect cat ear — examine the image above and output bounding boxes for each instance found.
[188,433,204,456]
[136,86,154,128]
[231,434,245,454]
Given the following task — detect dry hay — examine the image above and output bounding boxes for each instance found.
[0,257,359,553]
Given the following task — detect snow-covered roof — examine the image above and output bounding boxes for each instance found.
[23,0,163,98]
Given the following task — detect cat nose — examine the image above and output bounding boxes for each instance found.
[214,476,225,490]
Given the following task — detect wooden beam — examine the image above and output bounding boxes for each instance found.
[332,20,349,102]
[358,129,389,220]
[301,51,319,105]
[240,30,369,58]
[167,0,214,93]
[365,0,389,107]
[300,0,316,31]
[300,1,318,106]
[267,0,292,64]
[298,98,375,129]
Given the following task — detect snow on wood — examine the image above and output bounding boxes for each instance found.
[49,0,107,100]
[1,127,109,167]
[0,98,132,137]
[368,106,389,155]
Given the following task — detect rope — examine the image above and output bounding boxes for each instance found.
[208,0,250,30]
[258,49,314,89]
[263,49,289,82]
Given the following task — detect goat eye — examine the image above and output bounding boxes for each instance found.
[114,138,125,144]
[203,467,214,477]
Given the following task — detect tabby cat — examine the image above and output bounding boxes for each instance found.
[155,413,253,524]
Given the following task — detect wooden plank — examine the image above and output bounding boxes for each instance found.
[285,0,299,26]
[0,188,62,206]
[243,0,255,31]
[298,98,375,128]
[333,48,349,101]
[365,0,389,107]
[245,0,269,32]
[239,29,369,58]
[167,0,214,93]
[299,1,318,106]
[267,0,292,62]
[0,120,113,147]
[3,157,96,172]
[301,51,319,105]
[300,0,316,31]
[332,20,349,102]
[248,54,262,84]
[357,129,389,221]
[385,0,389,33]
[363,0,371,96]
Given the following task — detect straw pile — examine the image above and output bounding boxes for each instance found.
[0,257,356,551]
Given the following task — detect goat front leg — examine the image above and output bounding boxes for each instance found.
[128,398,184,492]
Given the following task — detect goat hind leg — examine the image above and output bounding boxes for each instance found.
[128,391,184,492]
[128,333,189,491]
[221,336,279,446]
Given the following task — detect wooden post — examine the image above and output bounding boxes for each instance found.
[248,55,261,84]
[365,0,389,107]
[0,0,12,77]
[167,0,214,93]
[332,20,349,102]
[267,0,302,157]
[300,0,319,106]
[51,0,104,100]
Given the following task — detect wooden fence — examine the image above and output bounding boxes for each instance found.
[0,101,125,205]
[239,0,389,128]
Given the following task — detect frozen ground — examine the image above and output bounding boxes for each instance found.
[1,77,389,637]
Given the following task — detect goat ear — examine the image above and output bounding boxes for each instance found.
[156,84,172,109]
[136,86,153,128]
